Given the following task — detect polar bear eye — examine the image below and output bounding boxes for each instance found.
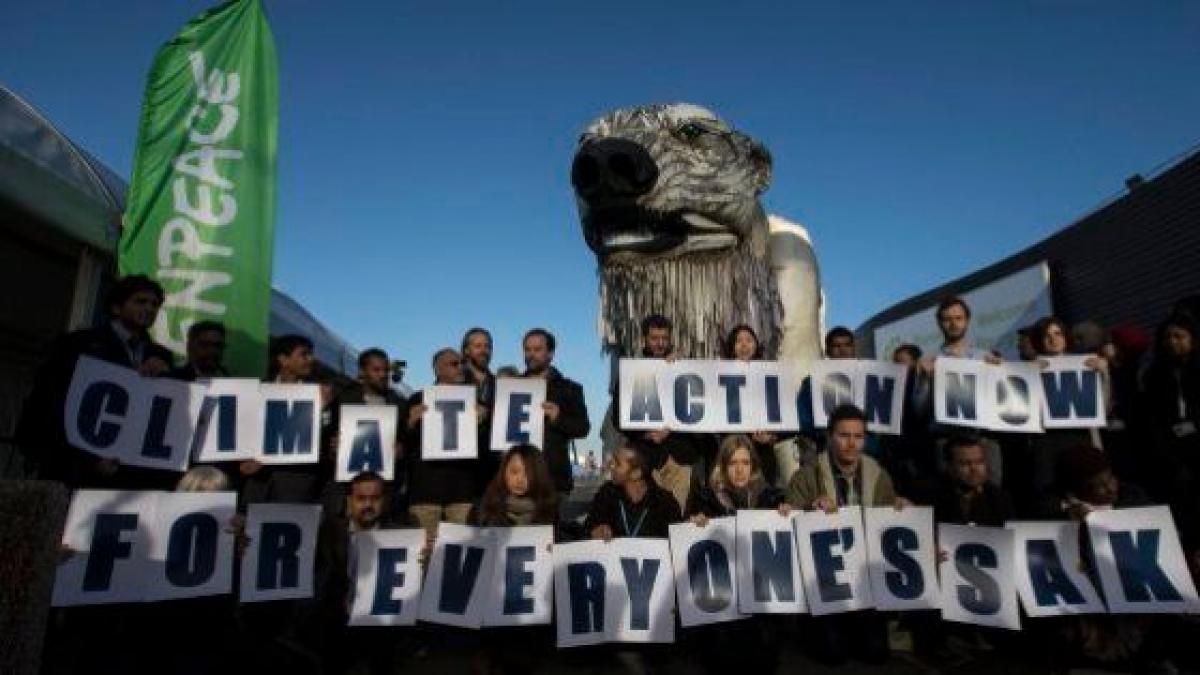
[676,123,706,141]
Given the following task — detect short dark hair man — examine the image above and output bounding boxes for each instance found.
[269,334,316,382]
[641,315,673,358]
[171,321,228,381]
[787,404,907,512]
[786,404,900,666]
[324,348,409,517]
[242,333,324,505]
[313,471,408,674]
[585,444,681,540]
[824,326,856,359]
[934,434,1013,527]
[16,274,176,489]
[522,328,590,508]
[617,313,713,514]
[929,296,999,363]
[915,297,1004,487]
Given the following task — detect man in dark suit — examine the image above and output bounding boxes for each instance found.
[323,348,409,517]
[522,328,591,510]
[16,274,176,490]
[241,334,325,504]
[309,471,412,675]
[168,320,229,381]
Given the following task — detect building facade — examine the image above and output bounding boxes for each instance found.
[858,148,1200,357]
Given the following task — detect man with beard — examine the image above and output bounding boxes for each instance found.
[915,297,1006,491]
[310,471,412,675]
[522,328,590,512]
[324,348,409,516]
[614,314,714,513]
[461,327,497,486]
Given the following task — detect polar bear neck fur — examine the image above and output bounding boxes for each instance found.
[598,240,783,359]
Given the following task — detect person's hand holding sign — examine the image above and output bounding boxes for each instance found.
[591,524,614,541]
[139,356,171,377]
[96,457,120,477]
[752,431,777,445]
[542,400,561,423]
[647,429,670,444]
[811,496,837,513]
[407,403,427,430]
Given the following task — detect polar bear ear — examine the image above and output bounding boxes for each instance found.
[742,136,773,195]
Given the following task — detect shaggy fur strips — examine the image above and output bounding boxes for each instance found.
[599,242,783,359]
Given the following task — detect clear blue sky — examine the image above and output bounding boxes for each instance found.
[4,1,1199,454]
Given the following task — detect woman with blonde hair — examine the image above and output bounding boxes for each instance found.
[686,434,790,525]
[175,465,231,492]
[684,434,790,673]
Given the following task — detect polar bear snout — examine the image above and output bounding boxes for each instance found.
[571,137,659,202]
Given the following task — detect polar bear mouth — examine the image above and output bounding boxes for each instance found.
[584,207,739,258]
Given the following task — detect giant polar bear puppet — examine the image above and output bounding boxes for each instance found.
[572,103,824,482]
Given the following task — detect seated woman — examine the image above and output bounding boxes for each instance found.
[686,433,791,523]
[472,443,559,529]
[683,434,790,674]
[470,444,559,675]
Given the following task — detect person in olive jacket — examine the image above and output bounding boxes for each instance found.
[785,404,907,666]
[787,404,906,512]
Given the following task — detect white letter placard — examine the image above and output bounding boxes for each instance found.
[669,517,740,626]
[938,523,1020,630]
[336,405,398,481]
[864,506,939,611]
[422,385,479,460]
[490,378,547,452]
[1086,506,1200,614]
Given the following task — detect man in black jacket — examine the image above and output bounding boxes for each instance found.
[522,328,590,508]
[405,348,487,537]
[310,471,411,675]
[933,434,1014,527]
[586,444,681,540]
[241,334,326,505]
[917,434,1015,667]
[16,274,177,489]
[462,327,498,491]
[168,320,228,381]
[324,348,409,517]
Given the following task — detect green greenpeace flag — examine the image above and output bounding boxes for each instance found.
[120,0,277,377]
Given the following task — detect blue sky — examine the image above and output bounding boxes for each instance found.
[4,1,1198,454]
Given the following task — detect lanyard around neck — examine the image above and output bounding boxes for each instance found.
[619,500,648,537]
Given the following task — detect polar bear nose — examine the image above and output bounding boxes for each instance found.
[572,138,659,200]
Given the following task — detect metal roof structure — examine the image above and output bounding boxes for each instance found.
[857,146,1200,355]
[0,84,358,375]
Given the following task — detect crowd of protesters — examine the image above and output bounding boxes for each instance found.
[14,273,1200,674]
